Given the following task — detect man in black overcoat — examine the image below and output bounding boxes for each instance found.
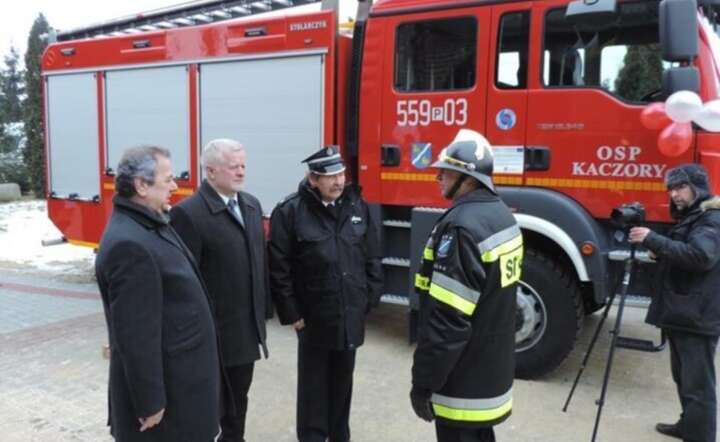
[95,146,220,442]
[268,146,384,442]
[170,139,269,442]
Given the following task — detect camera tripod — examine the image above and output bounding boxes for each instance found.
[562,244,666,442]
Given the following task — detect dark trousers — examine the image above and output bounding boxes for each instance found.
[297,343,356,442]
[668,330,718,442]
[219,363,255,442]
[436,424,495,442]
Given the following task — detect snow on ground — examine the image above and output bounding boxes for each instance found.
[0,199,95,281]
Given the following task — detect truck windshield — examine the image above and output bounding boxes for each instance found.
[700,13,720,97]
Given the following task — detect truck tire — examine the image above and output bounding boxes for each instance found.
[515,249,584,379]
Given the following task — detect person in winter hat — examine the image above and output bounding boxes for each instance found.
[629,163,720,441]
[664,163,712,219]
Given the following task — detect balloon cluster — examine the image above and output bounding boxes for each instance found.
[640,91,720,157]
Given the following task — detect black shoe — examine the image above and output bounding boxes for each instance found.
[655,422,683,439]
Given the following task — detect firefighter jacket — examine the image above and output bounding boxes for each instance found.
[412,187,522,428]
[268,179,384,350]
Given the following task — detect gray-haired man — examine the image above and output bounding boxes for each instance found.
[171,139,269,442]
[95,146,221,442]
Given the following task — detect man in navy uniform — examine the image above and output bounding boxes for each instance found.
[268,146,383,442]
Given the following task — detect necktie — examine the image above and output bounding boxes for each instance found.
[227,198,244,227]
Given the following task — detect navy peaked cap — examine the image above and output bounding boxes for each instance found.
[301,145,346,176]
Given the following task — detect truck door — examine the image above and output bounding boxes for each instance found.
[363,6,492,207]
[526,0,686,222]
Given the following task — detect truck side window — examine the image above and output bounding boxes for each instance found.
[394,17,477,92]
[542,1,666,102]
[496,11,530,89]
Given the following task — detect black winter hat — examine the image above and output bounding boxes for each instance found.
[665,163,711,194]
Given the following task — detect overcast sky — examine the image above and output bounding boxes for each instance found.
[1,1,358,65]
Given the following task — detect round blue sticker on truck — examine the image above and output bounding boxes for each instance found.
[496,108,517,131]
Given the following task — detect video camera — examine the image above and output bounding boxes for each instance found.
[610,202,645,230]
[565,199,665,442]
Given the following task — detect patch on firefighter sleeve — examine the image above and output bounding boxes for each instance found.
[436,234,454,259]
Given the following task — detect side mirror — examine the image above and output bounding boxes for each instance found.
[662,67,700,97]
[660,0,699,61]
[565,0,618,30]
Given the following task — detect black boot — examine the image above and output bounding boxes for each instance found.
[655,421,683,439]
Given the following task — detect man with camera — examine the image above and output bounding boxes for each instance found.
[629,163,720,442]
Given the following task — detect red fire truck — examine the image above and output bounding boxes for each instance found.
[41,0,720,378]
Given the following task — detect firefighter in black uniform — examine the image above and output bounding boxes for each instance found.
[410,129,522,442]
[268,146,384,442]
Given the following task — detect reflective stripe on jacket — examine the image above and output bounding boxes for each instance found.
[412,187,522,428]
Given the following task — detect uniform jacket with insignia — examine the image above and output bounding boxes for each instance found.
[412,187,522,428]
[268,180,384,350]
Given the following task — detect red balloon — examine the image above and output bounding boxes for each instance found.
[657,122,693,157]
[641,102,672,130]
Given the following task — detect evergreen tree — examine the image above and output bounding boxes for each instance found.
[0,122,9,154]
[0,44,28,189]
[23,14,50,196]
[614,44,663,102]
[1,46,24,122]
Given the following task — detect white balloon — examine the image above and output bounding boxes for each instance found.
[694,100,720,132]
[665,90,703,123]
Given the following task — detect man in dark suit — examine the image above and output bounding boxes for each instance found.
[95,145,220,442]
[268,146,383,442]
[170,139,269,442]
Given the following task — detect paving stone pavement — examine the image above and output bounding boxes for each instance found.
[0,284,111,442]
[1,268,718,442]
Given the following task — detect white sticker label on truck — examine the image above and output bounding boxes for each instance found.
[492,145,524,175]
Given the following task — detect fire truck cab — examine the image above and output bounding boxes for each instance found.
[42,0,720,377]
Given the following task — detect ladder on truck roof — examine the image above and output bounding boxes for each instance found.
[56,0,335,42]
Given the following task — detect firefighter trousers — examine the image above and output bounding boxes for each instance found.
[435,424,495,442]
[296,343,356,442]
[668,330,718,442]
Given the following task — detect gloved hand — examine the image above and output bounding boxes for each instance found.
[410,386,434,422]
